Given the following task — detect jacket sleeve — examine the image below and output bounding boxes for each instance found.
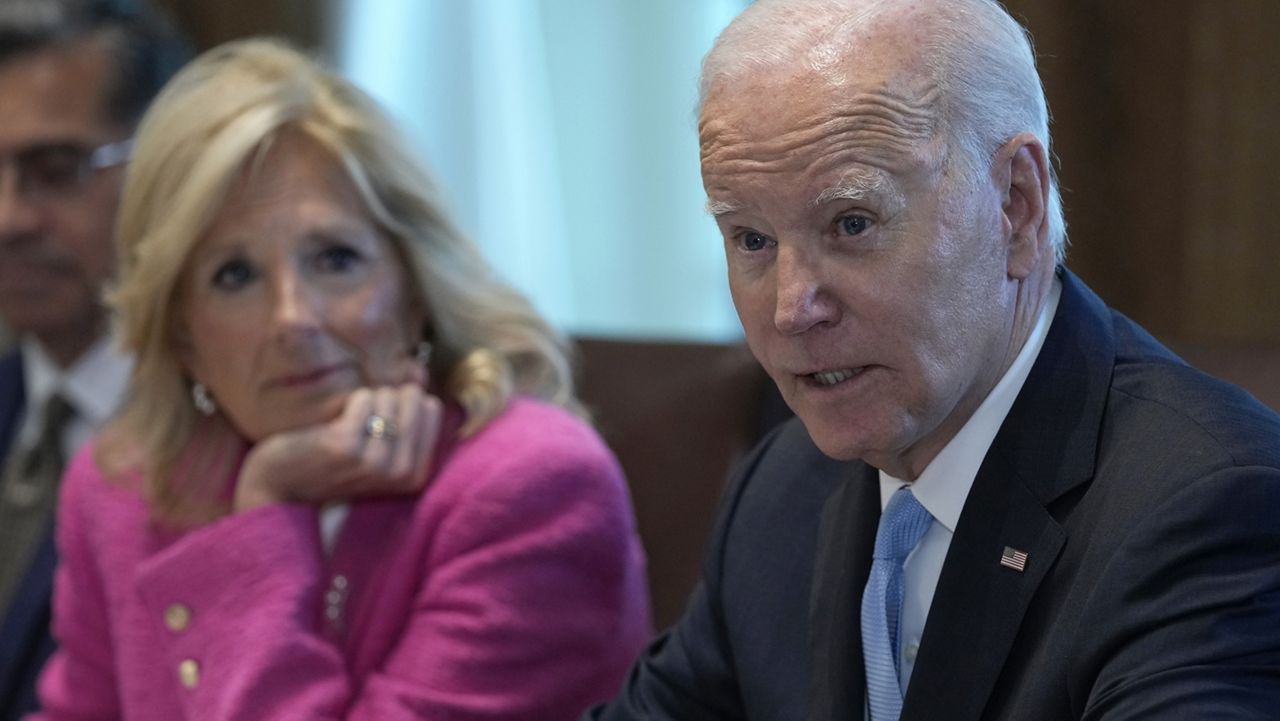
[127,435,651,721]
[1076,464,1280,720]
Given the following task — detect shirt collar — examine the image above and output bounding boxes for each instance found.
[879,277,1062,529]
[21,334,133,426]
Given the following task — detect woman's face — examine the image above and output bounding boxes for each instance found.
[178,133,422,442]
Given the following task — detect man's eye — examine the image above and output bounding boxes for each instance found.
[22,149,86,191]
[838,215,871,236]
[315,244,362,273]
[211,259,255,290]
[739,231,771,252]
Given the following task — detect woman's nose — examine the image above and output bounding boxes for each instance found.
[270,269,322,337]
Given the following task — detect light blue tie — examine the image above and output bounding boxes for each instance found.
[862,486,934,721]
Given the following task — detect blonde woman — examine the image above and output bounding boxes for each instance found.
[33,39,651,720]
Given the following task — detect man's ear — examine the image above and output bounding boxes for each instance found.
[993,132,1050,280]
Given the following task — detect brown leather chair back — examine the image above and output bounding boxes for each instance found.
[574,336,783,629]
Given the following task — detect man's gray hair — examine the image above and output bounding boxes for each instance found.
[700,0,1068,263]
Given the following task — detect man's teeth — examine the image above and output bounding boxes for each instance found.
[811,368,859,386]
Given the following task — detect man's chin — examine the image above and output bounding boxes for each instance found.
[800,419,872,462]
[798,416,919,475]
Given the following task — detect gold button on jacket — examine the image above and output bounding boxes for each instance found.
[164,603,191,632]
[177,659,200,689]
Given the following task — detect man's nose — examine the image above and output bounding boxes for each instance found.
[773,245,839,335]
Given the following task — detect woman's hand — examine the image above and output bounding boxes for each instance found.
[233,379,443,513]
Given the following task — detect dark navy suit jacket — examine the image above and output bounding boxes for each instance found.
[590,270,1280,720]
[0,351,57,721]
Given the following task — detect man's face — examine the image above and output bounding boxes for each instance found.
[700,60,1023,478]
[0,39,124,365]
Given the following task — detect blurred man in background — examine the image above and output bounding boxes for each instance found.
[0,1,187,716]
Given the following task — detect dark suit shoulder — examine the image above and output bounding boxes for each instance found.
[1108,317,1280,471]
[719,417,849,545]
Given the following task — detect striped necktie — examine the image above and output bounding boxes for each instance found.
[0,393,75,611]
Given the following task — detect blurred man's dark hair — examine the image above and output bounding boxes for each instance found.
[0,0,191,127]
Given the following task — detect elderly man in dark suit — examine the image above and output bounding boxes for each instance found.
[587,0,1280,719]
[0,2,186,717]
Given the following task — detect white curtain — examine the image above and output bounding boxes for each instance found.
[333,0,750,341]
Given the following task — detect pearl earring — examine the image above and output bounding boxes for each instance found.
[191,382,217,416]
[415,340,433,366]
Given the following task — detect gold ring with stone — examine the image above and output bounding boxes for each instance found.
[364,414,398,440]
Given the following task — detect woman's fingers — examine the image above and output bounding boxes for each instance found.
[371,384,439,494]
[350,384,438,496]
[405,390,442,492]
[236,382,442,511]
[362,384,399,454]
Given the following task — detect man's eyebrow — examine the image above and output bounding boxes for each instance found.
[705,199,741,217]
[703,170,903,218]
[812,170,904,209]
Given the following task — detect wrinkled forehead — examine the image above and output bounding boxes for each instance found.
[698,7,948,176]
[698,62,944,188]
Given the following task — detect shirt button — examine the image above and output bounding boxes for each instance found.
[905,641,920,662]
[164,603,191,632]
[178,659,200,689]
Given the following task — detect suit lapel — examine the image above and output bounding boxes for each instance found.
[901,452,1065,721]
[0,353,25,461]
[0,353,27,690]
[903,270,1115,721]
[809,463,879,721]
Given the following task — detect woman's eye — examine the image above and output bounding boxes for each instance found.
[838,214,871,236]
[211,259,255,290]
[738,231,771,252]
[316,244,362,273]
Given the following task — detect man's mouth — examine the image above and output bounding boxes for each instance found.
[806,367,863,386]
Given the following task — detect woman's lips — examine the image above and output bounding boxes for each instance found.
[264,363,349,389]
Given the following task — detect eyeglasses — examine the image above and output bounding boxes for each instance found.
[0,138,134,205]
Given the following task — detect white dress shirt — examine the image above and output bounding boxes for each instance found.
[320,504,350,556]
[17,335,132,460]
[878,278,1061,692]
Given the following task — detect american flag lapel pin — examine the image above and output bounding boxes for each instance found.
[1000,546,1029,572]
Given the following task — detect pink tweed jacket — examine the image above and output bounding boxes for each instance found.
[31,398,652,720]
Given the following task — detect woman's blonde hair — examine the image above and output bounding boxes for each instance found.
[98,38,579,520]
